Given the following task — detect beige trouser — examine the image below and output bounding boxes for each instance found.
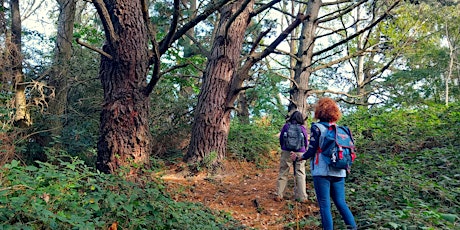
[276,150,308,201]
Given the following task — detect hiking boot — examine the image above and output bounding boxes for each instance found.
[274,196,283,202]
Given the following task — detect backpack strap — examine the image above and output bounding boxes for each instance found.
[312,122,328,165]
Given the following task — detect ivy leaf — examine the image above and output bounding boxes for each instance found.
[441,213,458,223]
[387,222,399,229]
[25,165,38,171]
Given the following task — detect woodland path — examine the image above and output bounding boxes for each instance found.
[162,152,321,229]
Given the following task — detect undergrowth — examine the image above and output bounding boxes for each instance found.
[2,103,460,229]
[342,103,460,229]
[227,118,280,168]
[0,158,244,229]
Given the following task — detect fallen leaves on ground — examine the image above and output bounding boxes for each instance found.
[162,152,320,229]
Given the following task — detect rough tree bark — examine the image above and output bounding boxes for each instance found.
[289,0,321,117]
[185,0,307,165]
[185,0,254,165]
[87,0,228,174]
[93,0,152,175]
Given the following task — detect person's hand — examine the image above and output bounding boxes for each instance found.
[290,152,298,161]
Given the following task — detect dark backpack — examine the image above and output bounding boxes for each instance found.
[283,124,305,151]
[314,123,356,170]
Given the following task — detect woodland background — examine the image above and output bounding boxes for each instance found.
[0,0,459,229]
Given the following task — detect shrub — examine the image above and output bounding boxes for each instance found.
[227,118,279,168]
[0,158,243,229]
[341,103,460,229]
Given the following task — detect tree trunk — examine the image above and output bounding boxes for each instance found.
[445,23,455,107]
[290,0,321,117]
[11,0,30,127]
[94,0,152,175]
[185,0,253,165]
[48,0,77,145]
[236,92,250,124]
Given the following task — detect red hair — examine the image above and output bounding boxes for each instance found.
[314,97,342,122]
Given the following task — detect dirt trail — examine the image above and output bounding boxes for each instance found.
[162,153,320,229]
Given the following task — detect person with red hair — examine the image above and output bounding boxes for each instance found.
[291,97,357,230]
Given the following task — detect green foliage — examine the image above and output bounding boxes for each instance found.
[0,93,13,131]
[227,118,279,168]
[0,158,243,229]
[245,70,287,121]
[341,103,460,229]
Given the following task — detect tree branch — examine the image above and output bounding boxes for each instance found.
[76,38,113,59]
[241,13,308,72]
[270,70,300,90]
[249,28,271,55]
[235,85,255,94]
[141,0,157,59]
[252,0,282,16]
[162,0,231,52]
[317,0,367,24]
[92,0,118,49]
[159,0,180,54]
[184,32,210,58]
[311,45,378,71]
[321,0,354,7]
[311,0,401,57]
[160,63,190,77]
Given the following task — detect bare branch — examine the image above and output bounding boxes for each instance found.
[256,43,301,62]
[240,13,308,72]
[235,85,255,94]
[321,0,356,7]
[310,89,365,99]
[160,63,190,77]
[269,70,300,90]
[364,54,397,85]
[317,0,367,24]
[260,5,296,18]
[92,0,118,49]
[311,0,401,57]
[249,28,271,55]
[159,0,180,53]
[163,0,231,51]
[311,45,378,71]
[252,0,282,16]
[76,38,113,59]
[141,0,157,58]
[184,33,210,58]
[145,48,161,95]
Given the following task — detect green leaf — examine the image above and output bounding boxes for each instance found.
[388,222,399,229]
[25,165,38,171]
[11,160,19,168]
[440,213,458,223]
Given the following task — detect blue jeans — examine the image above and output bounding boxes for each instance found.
[313,176,356,230]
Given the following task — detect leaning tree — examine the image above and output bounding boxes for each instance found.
[185,0,308,166]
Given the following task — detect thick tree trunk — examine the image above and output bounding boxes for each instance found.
[185,0,253,165]
[290,0,321,117]
[95,0,152,175]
